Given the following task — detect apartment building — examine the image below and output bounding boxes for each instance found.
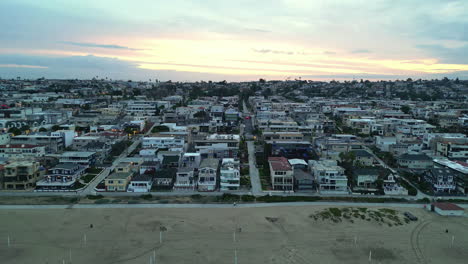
[3,161,43,190]
[424,168,457,194]
[194,134,239,159]
[436,139,468,160]
[197,158,219,192]
[59,151,97,167]
[174,167,196,190]
[309,159,348,193]
[105,171,133,191]
[126,101,157,116]
[220,158,240,191]
[0,144,45,159]
[36,163,86,190]
[142,136,185,150]
[10,134,64,153]
[268,157,294,191]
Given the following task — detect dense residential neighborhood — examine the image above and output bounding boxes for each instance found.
[0,77,467,200]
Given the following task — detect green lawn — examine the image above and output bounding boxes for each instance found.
[81,174,98,183]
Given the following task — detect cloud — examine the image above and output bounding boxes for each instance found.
[323,51,336,55]
[0,54,247,81]
[351,49,371,54]
[59,41,142,51]
[0,64,47,69]
[252,48,295,55]
[416,44,468,64]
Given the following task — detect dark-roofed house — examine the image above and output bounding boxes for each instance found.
[162,155,180,168]
[153,168,176,190]
[127,174,153,193]
[268,157,293,191]
[36,163,86,190]
[198,158,219,192]
[424,168,456,194]
[294,169,313,191]
[397,153,433,170]
[351,150,374,166]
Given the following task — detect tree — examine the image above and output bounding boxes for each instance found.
[262,88,272,97]
[20,125,30,132]
[194,111,208,119]
[400,105,411,114]
[8,127,21,136]
[81,104,91,110]
[39,127,48,132]
[51,125,61,131]
[151,125,170,133]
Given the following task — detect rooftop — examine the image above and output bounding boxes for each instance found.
[268,157,292,171]
[433,202,463,211]
[398,153,432,161]
[107,171,133,179]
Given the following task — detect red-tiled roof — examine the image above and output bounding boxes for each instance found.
[268,157,292,171]
[433,203,464,211]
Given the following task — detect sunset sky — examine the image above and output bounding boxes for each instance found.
[1,0,467,81]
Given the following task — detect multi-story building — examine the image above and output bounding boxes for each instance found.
[433,159,468,194]
[127,174,153,193]
[36,163,86,190]
[142,137,185,150]
[436,139,468,160]
[174,167,196,190]
[0,144,46,159]
[397,153,433,170]
[309,159,348,193]
[268,157,294,191]
[71,136,101,149]
[197,158,219,191]
[126,101,157,117]
[105,171,133,191]
[10,134,64,153]
[424,168,456,194]
[194,134,240,159]
[3,161,43,190]
[59,151,96,167]
[220,158,240,191]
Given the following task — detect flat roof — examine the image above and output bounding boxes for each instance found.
[61,151,95,157]
[268,157,292,171]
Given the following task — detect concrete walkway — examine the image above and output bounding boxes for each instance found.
[247,141,262,196]
[1,201,467,210]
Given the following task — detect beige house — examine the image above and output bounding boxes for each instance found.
[105,171,133,191]
[3,161,43,190]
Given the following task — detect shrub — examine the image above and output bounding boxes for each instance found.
[140,194,153,200]
[191,194,202,200]
[329,208,342,217]
[256,195,321,203]
[87,194,104,200]
[94,199,110,204]
[218,193,240,202]
[241,195,255,202]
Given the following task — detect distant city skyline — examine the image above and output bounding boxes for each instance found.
[1,0,468,81]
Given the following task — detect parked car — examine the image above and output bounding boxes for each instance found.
[404,212,418,221]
